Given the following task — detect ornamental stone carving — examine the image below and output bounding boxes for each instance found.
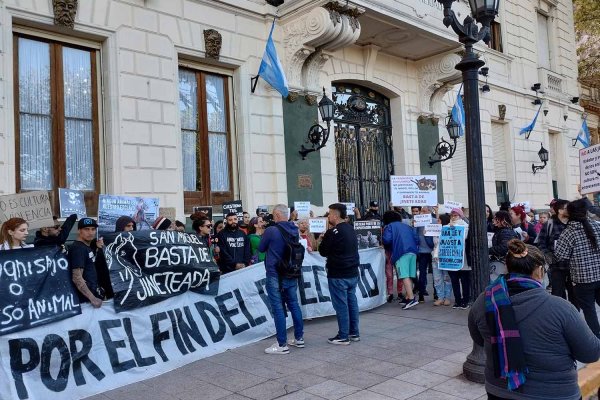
[52,0,78,29]
[418,52,462,114]
[204,29,222,60]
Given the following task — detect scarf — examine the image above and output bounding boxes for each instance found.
[484,273,542,390]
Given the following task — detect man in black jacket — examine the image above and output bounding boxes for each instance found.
[34,214,78,248]
[319,203,360,345]
[215,212,251,274]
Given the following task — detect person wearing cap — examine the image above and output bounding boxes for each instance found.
[69,218,104,308]
[448,208,471,309]
[362,201,382,221]
[35,214,78,248]
[152,216,175,231]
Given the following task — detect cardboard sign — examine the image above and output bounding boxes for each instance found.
[58,188,87,219]
[580,143,600,195]
[354,220,382,249]
[222,200,243,219]
[511,201,531,213]
[390,175,438,206]
[0,191,54,230]
[294,201,311,219]
[159,207,176,222]
[424,224,442,237]
[341,202,355,216]
[438,225,466,271]
[309,218,327,233]
[414,214,433,227]
[98,195,159,233]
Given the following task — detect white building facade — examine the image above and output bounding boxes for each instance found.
[0,0,586,218]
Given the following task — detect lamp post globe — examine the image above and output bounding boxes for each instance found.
[317,88,335,123]
[446,115,462,140]
[538,144,549,162]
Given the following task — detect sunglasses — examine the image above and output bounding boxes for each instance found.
[203,224,213,228]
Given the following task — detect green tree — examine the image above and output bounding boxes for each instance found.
[575,0,600,87]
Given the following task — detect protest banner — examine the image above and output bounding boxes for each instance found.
[414,214,433,227]
[424,224,442,237]
[341,202,355,216]
[158,207,176,221]
[354,220,382,249]
[98,195,159,232]
[103,231,221,312]
[390,175,438,206]
[0,191,54,230]
[309,218,327,233]
[0,248,386,400]
[58,188,87,219]
[511,201,531,213]
[438,225,466,271]
[0,247,81,335]
[294,201,311,219]
[222,200,243,219]
[580,143,600,195]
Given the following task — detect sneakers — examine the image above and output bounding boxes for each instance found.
[459,303,470,310]
[328,335,351,345]
[443,299,452,306]
[349,335,360,342]
[288,338,305,348]
[452,303,460,309]
[433,299,444,306]
[399,296,409,305]
[402,297,419,310]
[265,342,290,355]
[387,294,394,303]
[418,294,425,303]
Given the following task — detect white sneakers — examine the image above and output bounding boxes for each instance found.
[288,338,305,348]
[264,343,290,355]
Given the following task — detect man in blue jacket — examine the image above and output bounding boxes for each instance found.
[258,204,304,355]
[382,211,420,309]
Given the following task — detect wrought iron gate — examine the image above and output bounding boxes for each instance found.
[333,83,394,210]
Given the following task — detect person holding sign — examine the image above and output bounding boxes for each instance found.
[447,209,471,310]
[69,218,104,308]
[469,239,600,400]
[34,214,77,248]
[297,219,317,252]
[432,214,453,306]
[510,206,537,245]
[0,218,33,250]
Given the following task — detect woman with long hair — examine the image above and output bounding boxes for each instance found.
[248,216,266,263]
[510,206,537,244]
[489,211,519,260]
[555,198,600,337]
[485,204,495,233]
[0,218,33,250]
[469,239,600,400]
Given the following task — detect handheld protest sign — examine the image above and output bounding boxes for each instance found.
[309,218,327,233]
[580,144,600,195]
[438,225,466,271]
[444,200,463,211]
[294,201,311,219]
[341,202,355,216]
[98,195,159,233]
[354,220,382,249]
[222,200,243,219]
[390,175,438,207]
[413,214,433,227]
[0,191,54,230]
[58,188,87,219]
[424,224,442,237]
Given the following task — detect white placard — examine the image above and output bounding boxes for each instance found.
[390,175,438,206]
[510,201,531,213]
[580,144,600,195]
[487,232,495,248]
[424,224,442,237]
[309,218,327,233]
[294,201,311,219]
[445,200,463,210]
[341,202,355,216]
[514,226,527,241]
[414,214,433,227]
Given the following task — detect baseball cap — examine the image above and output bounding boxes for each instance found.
[78,218,98,229]
[369,201,379,207]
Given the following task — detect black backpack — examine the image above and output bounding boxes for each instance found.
[274,224,305,278]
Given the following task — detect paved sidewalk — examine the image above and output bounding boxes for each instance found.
[85,300,488,400]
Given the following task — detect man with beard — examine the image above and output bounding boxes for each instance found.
[35,214,78,248]
[215,212,251,274]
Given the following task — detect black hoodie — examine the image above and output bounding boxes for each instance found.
[215,226,251,274]
[115,216,137,232]
[34,214,77,247]
[319,221,360,278]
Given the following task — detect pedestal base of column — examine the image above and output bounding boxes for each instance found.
[463,340,486,384]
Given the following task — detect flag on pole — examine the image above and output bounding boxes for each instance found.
[451,86,465,137]
[575,118,591,147]
[252,21,289,97]
[519,105,542,136]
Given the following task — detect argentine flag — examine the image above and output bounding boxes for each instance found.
[575,118,591,148]
[257,21,289,98]
[451,87,465,137]
[519,105,542,136]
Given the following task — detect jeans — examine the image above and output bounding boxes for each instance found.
[417,253,432,294]
[328,276,360,339]
[550,267,578,309]
[573,280,600,338]
[432,260,452,300]
[448,270,471,305]
[266,275,304,346]
[385,250,403,295]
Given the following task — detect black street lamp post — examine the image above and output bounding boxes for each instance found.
[299,88,335,160]
[436,0,500,383]
[428,113,462,167]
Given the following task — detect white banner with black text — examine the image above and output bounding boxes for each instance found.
[0,248,385,400]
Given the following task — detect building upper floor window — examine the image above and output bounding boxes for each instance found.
[537,12,552,69]
[178,68,234,212]
[488,21,503,53]
[14,34,100,215]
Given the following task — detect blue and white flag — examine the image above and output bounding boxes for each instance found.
[575,118,591,148]
[519,105,542,136]
[256,21,289,97]
[451,86,465,137]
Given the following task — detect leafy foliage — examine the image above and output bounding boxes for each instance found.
[575,0,600,87]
